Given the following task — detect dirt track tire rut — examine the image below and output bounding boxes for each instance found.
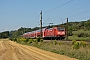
[0,39,77,60]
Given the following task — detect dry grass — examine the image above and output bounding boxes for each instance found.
[27,41,90,60]
[16,38,90,60]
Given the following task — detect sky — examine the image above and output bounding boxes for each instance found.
[0,0,90,32]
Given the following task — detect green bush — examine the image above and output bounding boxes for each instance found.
[13,38,17,42]
[58,42,64,45]
[53,40,57,45]
[68,31,73,36]
[17,39,20,43]
[33,39,37,42]
[16,38,20,43]
[20,38,26,42]
[78,33,90,37]
[72,42,80,49]
[24,38,29,42]
[27,39,33,44]
[9,37,13,41]
[33,39,38,44]
[84,33,89,37]
[40,39,43,43]
[78,33,84,37]
[37,37,41,42]
[72,40,76,45]
[79,41,87,48]
[72,41,87,49]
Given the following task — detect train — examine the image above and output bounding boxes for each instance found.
[22,27,66,40]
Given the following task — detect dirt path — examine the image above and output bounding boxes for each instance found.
[0,39,77,60]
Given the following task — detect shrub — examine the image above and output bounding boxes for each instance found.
[72,40,76,45]
[33,39,38,44]
[85,33,90,37]
[78,33,90,37]
[17,39,20,43]
[16,38,20,43]
[13,38,17,42]
[37,37,41,42]
[40,39,43,43]
[78,33,84,37]
[24,38,29,43]
[27,39,33,44]
[68,31,73,36]
[19,38,26,43]
[33,39,37,42]
[84,33,89,37]
[58,42,64,45]
[72,42,80,49]
[88,34,90,37]
[9,37,13,41]
[53,40,57,45]
[72,41,88,49]
[79,41,87,48]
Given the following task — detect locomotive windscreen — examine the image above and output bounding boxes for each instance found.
[58,27,65,31]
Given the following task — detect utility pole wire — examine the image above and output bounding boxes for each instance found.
[33,0,74,28]
[44,0,73,13]
[70,10,90,18]
[75,15,90,21]
[43,18,49,25]
[65,4,90,15]
[59,17,64,24]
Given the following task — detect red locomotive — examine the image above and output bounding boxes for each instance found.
[23,27,66,40]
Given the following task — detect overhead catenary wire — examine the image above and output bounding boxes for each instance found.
[65,4,90,15]
[31,15,40,24]
[33,0,74,28]
[43,18,49,25]
[75,15,90,21]
[33,0,90,28]
[41,0,74,27]
[69,10,90,18]
[64,4,90,19]
[41,0,74,26]
[80,16,90,19]
[59,17,64,24]
[44,0,74,13]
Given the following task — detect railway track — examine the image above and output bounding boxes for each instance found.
[43,39,90,43]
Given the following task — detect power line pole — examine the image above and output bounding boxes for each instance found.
[66,18,68,40]
[40,10,42,38]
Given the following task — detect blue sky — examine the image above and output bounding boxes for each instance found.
[0,0,90,32]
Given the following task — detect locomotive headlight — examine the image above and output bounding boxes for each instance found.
[58,32,60,34]
[62,32,65,34]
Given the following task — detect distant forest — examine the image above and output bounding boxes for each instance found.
[0,19,90,39]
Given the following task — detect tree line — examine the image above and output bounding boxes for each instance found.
[0,31,9,38]
[0,19,90,39]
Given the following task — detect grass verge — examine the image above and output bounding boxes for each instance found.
[18,40,90,60]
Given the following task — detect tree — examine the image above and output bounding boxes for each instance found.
[0,31,9,38]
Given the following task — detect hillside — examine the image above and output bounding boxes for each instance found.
[0,19,90,40]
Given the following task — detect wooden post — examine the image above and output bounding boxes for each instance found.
[40,10,42,38]
[66,18,68,40]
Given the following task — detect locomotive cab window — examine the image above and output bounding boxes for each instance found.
[57,27,65,31]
